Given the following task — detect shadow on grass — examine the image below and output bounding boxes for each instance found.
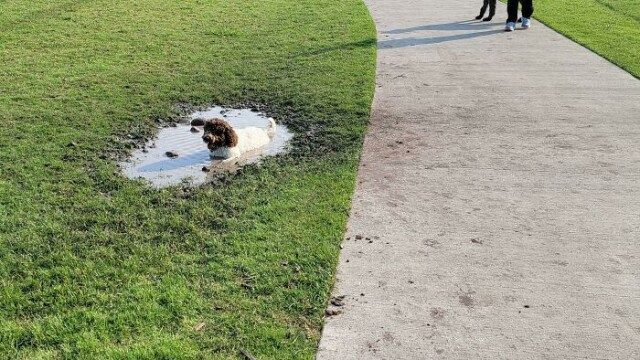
[300,38,377,57]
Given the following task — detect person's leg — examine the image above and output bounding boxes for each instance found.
[477,0,489,20]
[520,0,533,28]
[521,0,534,18]
[484,0,496,21]
[506,0,519,23]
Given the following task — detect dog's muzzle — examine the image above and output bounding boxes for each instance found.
[202,134,215,144]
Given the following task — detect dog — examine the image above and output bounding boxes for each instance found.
[202,118,276,160]
[476,0,496,21]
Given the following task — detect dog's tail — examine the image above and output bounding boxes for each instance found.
[267,118,277,138]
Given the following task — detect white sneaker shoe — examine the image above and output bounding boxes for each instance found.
[521,17,531,29]
[505,22,516,32]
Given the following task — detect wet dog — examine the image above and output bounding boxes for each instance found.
[476,0,496,21]
[202,118,276,160]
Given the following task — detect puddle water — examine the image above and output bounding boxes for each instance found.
[120,107,293,188]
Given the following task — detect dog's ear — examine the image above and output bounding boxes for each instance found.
[222,123,238,147]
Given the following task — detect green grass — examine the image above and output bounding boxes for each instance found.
[533,0,640,78]
[0,1,376,359]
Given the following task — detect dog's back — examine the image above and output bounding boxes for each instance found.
[234,119,277,154]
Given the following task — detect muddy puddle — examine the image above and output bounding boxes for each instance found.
[119,107,293,188]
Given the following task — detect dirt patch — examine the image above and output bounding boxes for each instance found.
[119,107,293,188]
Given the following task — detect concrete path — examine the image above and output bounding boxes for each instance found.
[318,0,640,359]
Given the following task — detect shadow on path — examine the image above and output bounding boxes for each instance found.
[378,20,504,49]
[383,20,502,34]
[295,21,502,55]
[379,29,503,49]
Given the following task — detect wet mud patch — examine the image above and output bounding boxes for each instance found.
[119,107,293,188]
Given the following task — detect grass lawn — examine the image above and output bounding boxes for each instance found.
[0,1,376,359]
[532,0,640,78]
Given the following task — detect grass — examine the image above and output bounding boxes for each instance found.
[532,0,640,78]
[0,1,376,359]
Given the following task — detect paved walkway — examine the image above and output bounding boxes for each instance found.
[318,0,640,359]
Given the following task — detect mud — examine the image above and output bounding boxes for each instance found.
[119,107,293,187]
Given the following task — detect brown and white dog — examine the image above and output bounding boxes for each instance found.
[202,118,276,160]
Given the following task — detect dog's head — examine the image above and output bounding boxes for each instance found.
[202,118,238,150]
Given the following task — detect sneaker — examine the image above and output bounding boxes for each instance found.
[521,17,531,29]
[505,22,516,32]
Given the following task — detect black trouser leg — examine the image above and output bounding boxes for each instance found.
[488,0,496,17]
[478,0,489,18]
[521,0,534,18]
[507,0,520,23]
